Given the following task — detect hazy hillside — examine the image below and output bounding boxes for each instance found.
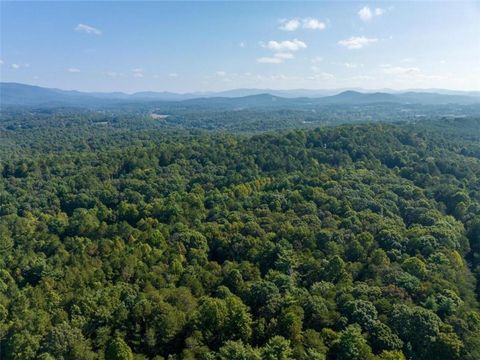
[2,82,480,109]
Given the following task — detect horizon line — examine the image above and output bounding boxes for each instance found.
[2,81,480,96]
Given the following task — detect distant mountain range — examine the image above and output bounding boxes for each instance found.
[1,82,480,108]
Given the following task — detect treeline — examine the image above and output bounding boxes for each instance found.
[3,103,480,136]
[1,121,480,359]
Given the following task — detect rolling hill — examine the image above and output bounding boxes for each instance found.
[1,82,479,108]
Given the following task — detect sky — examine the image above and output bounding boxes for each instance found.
[1,1,480,93]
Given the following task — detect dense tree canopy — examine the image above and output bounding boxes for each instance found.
[1,111,480,359]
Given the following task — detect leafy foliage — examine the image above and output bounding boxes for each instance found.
[1,113,480,359]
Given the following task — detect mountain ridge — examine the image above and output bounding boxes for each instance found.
[1,82,480,108]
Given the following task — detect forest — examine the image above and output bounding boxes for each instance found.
[1,109,480,360]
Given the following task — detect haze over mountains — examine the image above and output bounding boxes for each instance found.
[1,82,480,108]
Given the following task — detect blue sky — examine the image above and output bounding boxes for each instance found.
[1,1,479,93]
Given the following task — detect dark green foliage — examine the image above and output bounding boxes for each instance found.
[329,325,374,360]
[1,115,480,360]
[105,338,133,360]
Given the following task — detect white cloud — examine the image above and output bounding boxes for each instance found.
[358,6,385,22]
[132,68,144,78]
[311,56,323,63]
[0,59,3,65]
[302,18,326,30]
[338,36,377,49]
[257,57,284,64]
[169,73,178,77]
[320,72,335,80]
[381,64,421,76]
[239,42,246,48]
[257,39,305,65]
[279,18,326,31]
[279,18,301,31]
[358,7,373,21]
[262,39,307,52]
[216,71,227,77]
[379,64,446,85]
[67,68,80,73]
[11,63,20,69]
[310,65,335,80]
[309,71,336,80]
[75,23,102,35]
[351,75,375,81]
